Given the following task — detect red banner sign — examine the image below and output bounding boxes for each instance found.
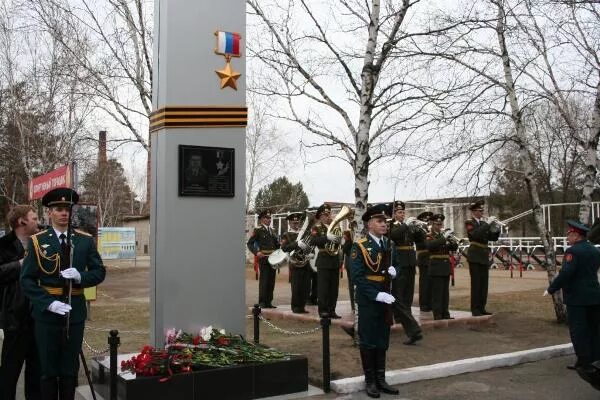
[28,164,73,201]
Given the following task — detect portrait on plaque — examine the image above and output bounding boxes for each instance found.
[179,145,235,197]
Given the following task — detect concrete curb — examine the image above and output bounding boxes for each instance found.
[330,343,574,394]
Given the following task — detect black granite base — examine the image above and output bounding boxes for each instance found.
[92,355,308,400]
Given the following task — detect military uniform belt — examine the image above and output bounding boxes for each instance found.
[42,286,84,296]
[396,246,413,250]
[469,241,489,249]
[366,275,385,282]
[430,255,449,259]
[261,250,275,255]
[416,249,429,255]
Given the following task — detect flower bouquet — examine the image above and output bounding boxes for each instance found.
[121,326,290,379]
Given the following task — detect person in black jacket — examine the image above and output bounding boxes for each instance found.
[247,209,280,308]
[0,204,41,400]
[464,200,500,316]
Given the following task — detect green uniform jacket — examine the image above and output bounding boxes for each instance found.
[20,229,106,324]
[312,223,339,269]
[246,226,279,256]
[389,221,425,268]
[465,219,500,265]
[548,240,600,306]
[425,232,458,276]
[351,235,398,349]
[415,237,430,266]
[280,231,299,253]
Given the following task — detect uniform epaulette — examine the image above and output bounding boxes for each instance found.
[358,238,368,244]
[32,229,48,237]
[75,229,92,237]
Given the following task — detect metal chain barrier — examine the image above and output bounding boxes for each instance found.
[86,326,148,335]
[82,337,112,355]
[258,314,321,335]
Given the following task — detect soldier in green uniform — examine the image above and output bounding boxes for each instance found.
[351,204,399,398]
[20,188,106,400]
[546,220,600,377]
[426,214,458,320]
[280,212,310,313]
[415,211,433,312]
[465,200,500,316]
[247,209,280,308]
[388,201,423,345]
[311,204,342,318]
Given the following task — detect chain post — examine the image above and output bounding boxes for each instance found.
[108,330,120,400]
[320,313,331,393]
[253,304,261,344]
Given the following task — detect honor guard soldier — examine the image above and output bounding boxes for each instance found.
[20,188,106,400]
[247,209,280,308]
[280,212,310,313]
[465,200,500,316]
[546,220,600,375]
[311,204,342,318]
[415,211,433,312]
[425,214,458,320]
[388,201,423,345]
[351,204,399,398]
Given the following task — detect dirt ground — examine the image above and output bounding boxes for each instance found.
[82,259,572,387]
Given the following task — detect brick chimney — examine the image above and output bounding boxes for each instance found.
[98,130,107,167]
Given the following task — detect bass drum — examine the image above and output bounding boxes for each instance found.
[268,249,289,270]
[309,247,318,272]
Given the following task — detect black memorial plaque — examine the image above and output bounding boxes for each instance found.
[178,145,234,197]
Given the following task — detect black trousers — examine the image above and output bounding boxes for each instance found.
[431,275,450,319]
[418,264,432,311]
[0,327,41,400]
[308,270,318,304]
[290,264,310,311]
[469,262,489,314]
[258,257,276,306]
[391,266,420,337]
[567,305,600,366]
[317,268,339,315]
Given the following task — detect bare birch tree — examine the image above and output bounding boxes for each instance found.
[409,0,600,321]
[247,0,455,229]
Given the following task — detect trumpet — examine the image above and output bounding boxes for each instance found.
[442,228,462,245]
[486,216,506,227]
[406,216,428,231]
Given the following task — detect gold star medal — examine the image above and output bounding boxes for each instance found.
[214,31,242,90]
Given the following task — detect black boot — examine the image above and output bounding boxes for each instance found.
[375,349,399,395]
[59,376,77,400]
[41,377,59,400]
[360,348,380,398]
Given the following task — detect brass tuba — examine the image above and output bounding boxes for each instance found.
[325,206,353,255]
[288,212,316,266]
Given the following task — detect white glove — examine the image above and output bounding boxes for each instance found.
[47,301,72,315]
[388,266,397,278]
[326,233,340,243]
[375,292,395,304]
[543,290,549,297]
[297,240,308,250]
[60,268,81,283]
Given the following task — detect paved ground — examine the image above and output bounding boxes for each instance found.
[306,356,600,400]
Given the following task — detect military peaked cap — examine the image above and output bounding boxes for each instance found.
[362,203,391,222]
[394,200,405,210]
[431,213,445,223]
[286,212,303,222]
[257,209,272,219]
[417,211,434,222]
[468,200,485,211]
[315,203,331,218]
[41,188,79,208]
[566,219,589,235]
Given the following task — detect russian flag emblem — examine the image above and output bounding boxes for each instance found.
[215,31,242,57]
